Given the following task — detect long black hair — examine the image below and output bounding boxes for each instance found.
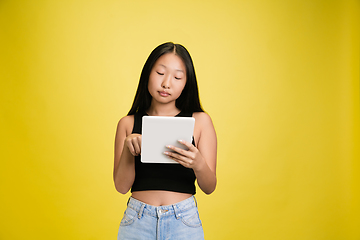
[127,42,204,115]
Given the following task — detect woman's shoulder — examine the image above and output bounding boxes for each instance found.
[116,115,135,134]
[193,112,212,122]
[118,115,134,125]
[192,112,216,145]
[193,112,215,129]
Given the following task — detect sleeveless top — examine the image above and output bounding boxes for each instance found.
[130,110,196,194]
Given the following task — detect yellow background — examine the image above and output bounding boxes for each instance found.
[1,0,359,239]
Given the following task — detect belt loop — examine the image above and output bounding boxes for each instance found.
[172,205,181,219]
[138,203,145,219]
[193,196,198,207]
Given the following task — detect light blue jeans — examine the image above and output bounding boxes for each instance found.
[117,196,204,240]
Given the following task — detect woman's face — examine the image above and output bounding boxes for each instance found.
[148,53,187,106]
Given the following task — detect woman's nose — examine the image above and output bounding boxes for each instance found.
[162,75,171,88]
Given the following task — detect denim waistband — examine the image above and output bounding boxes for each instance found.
[127,196,197,219]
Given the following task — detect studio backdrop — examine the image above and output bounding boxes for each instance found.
[1,0,359,239]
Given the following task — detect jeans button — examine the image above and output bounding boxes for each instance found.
[159,209,168,214]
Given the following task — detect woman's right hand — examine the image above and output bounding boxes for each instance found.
[124,134,142,156]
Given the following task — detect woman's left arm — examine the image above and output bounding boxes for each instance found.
[165,112,217,194]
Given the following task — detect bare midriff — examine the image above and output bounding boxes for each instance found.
[131,191,192,206]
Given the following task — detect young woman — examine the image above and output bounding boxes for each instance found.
[114,42,217,240]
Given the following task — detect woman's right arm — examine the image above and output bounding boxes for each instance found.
[113,115,142,194]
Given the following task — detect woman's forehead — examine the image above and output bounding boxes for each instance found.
[153,53,186,72]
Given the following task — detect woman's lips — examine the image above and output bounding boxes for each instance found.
[159,91,170,97]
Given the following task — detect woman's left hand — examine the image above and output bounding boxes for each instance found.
[164,140,206,172]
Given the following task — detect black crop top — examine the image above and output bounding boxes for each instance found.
[130,111,196,194]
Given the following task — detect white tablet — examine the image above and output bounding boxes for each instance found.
[141,116,195,164]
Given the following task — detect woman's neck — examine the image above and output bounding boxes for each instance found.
[147,102,180,116]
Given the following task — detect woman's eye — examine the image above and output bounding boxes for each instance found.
[156,72,164,75]
[175,77,181,80]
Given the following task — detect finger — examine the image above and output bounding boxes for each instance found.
[164,151,193,164]
[132,137,141,155]
[166,145,195,160]
[174,159,191,168]
[178,139,196,151]
[166,145,190,158]
[126,139,136,156]
[165,152,192,168]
